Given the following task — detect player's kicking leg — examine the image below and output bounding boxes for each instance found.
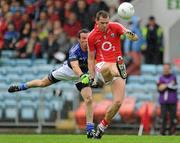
[8,76,53,92]
[75,82,95,138]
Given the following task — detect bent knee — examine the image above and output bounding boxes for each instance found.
[114,100,122,107]
[84,96,93,105]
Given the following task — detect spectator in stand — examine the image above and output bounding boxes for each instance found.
[63,11,82,44]
[16,29,41,58]
[53,20,70,62]
[19,13,31,32]
[4,23,19,49]
[42,31,59,64]
[103,0,119,10]
[86,0,94,5]
[88,0,109,29]
[0,16,8,35]
[4,12,13,24]
[124,16,143,75]
[1,1,10,16]
[10,0,24,14]
[45,0,54,8]
[157,63,178,135]
[89,0,109,17]
[37,11,48,26]
[12,10,22,31]
[34,10,53,42]
[24,0,36,20]
[0,33,4,57]
[46,3,60,22]
[36,22,49,42]
[64,1,73,20]
[72,0,90,29]
[15,22,31,49]
[54,0,65,25]
[141,16,164,64]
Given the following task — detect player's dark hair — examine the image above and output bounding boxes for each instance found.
[96,10,109,20]
[77,29,89,38]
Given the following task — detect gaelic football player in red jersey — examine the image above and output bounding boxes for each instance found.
[88,10,138,139]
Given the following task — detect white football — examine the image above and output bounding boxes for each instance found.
[118,2,135,20]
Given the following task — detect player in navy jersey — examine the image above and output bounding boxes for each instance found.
[8,29,95,138]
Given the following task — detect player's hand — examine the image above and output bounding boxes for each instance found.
[90,78,99,88]
[125,30,138,41]
[80,74,90,84]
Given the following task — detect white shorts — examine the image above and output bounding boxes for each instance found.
[49,63,79,83]
[95,62,119,85]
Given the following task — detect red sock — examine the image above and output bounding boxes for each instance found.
[101,119,109,127]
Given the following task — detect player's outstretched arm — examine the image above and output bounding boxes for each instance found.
[70,60,84,77]
[70,60,90,84]
[125,30,138,41]
[88,51,96,80]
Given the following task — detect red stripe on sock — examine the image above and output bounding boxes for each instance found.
[101,119,109,126]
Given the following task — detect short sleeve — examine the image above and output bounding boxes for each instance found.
[113,22,126,35]
[87,35,95,52]
[68,48,78,61]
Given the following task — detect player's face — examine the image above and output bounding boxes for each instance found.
[163,64,171,75]
[97,16,109,32]
[79,33,89,50]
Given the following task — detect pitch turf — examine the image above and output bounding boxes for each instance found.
[0,134,179,143]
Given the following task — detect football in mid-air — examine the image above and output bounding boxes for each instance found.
[117,2,135,20]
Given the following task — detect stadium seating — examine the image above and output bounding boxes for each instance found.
[0,57,180,131]
[141,64,157,75]
[119,96,136,123]
[19,100,37,121]
[94,100,112,122]
[74,103,86,129]
[0,58,78,126]
[36,102,53,121]
[0,101,4,120]
[136,102,156,119]
[1,50,16,59]
[127,75,144,84]
[4,99,17,121]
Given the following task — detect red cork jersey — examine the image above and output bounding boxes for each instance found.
[88,22,126,63]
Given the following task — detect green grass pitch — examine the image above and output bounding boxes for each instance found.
[0,134,180,143]
[0,134,179,143]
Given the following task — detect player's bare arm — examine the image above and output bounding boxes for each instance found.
[70,60,90,84]
[88,51,96,79]
[70,60,83,77]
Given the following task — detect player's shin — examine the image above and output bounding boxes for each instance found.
[95,103,121,139]
[80,87,95,138]
[19,83,28,90]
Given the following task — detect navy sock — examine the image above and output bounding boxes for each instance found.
[86,122,94,133]
[19,83,28,90]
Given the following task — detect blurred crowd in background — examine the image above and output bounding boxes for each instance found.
[0,0,163,74]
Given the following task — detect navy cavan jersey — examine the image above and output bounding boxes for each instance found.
[67,43,88,73]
